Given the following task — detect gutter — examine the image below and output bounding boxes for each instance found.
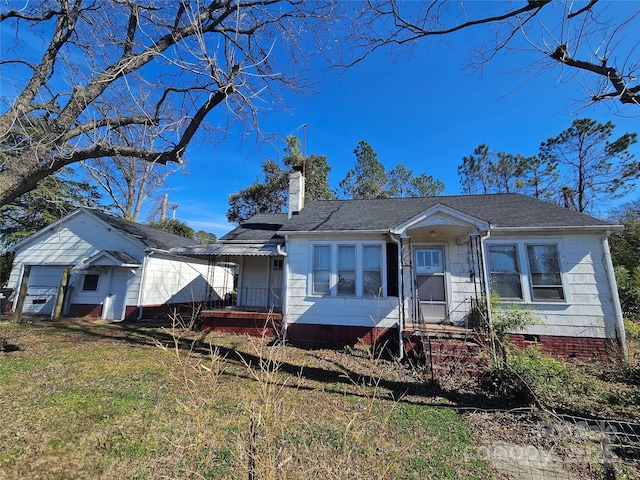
[491,225,624,233]
[277,229,389,236]
[602,230,627,358]
[390,233,404,360]
[478,230,497,364]
[279,236,289,343]
[136,252,151,320]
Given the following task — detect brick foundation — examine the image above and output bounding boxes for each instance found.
[507,334,616,359]
[285,323,398,349]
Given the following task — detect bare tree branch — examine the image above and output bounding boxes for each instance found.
[0,0,336,206]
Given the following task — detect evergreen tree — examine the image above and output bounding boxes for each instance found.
[146,219,195,239]
[539,118,638,213]
[339,140,388,199]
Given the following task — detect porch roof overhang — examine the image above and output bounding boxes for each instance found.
[78,250,141,269]
[389,203,491,240]
[170,243,282,258]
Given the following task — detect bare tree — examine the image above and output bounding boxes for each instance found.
[0,0,334,206]
[345,1,640,109]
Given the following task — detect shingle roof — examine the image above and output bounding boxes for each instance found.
[219,213,287,242]
[280,194,615,232]
[90,210,200,250]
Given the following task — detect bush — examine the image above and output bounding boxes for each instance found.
[615,266,640,321]
[478,347,586,408]
[624,318,640,340]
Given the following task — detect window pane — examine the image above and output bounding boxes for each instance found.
[363,272,382,296]
[416,275,445,302]
[527,245,560,275]
[488,245,518,272]
[490,273,522,299]
[527,244,564,301]
[363,246,382,296]
[314,245,330,269]
[338,246,355,269]
[313,246,330,295]
[338,246,355,295]
[313,271,330,294]
[488,245,522,299]
[82,274,99,291]
[363,246,381,270]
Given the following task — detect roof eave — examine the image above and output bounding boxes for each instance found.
[490,224,623,233]
[278,229,388,236]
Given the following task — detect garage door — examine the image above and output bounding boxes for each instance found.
[23,266,67,315]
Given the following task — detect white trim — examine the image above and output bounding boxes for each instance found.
[391,204,490,236]
[602,232,627,357]
[412,243,450,322]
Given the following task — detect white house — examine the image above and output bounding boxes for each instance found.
[6,208,233,321]
[171,171,627,359]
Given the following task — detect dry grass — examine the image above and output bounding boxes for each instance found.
[0,319,490,480]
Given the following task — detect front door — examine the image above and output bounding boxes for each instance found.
[102,268,129,321]
[415,247,447,323]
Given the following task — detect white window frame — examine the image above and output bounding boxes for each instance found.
[309,241,387,298]
[485,239,568,304]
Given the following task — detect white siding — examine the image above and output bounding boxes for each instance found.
[285,236,400,329]
[141,254,233,306]
[284,230,617,340]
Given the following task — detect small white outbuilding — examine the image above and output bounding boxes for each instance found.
[6,208,233,321]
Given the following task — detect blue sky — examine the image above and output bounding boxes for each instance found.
[2,2,638,239]
[166,5,640,238]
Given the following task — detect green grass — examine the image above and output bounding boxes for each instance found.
[0,319,493,480]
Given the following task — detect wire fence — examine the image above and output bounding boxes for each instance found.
[457,408,639,479]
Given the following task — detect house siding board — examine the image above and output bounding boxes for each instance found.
[285,237,400,329]
[141,254,222,306]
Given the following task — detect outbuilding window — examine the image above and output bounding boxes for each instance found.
[82,274,100,291]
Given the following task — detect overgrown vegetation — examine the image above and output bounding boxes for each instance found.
[0,319,491,479]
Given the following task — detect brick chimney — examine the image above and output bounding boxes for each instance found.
[288,166,305,218]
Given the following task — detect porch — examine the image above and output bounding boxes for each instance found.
[200,287,283,337]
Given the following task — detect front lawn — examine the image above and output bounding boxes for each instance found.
[0,320,490,479]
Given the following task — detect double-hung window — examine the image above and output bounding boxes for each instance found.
[311,243,384,297]
[486,242,565,302]
[526,244,564,301]
[487,244,523,300]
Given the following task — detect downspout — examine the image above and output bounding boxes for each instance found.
[478,230,497,364]
[277,239,289,343]
[602,231,627,358]
[136,252,151,320]
[390,233,404,360]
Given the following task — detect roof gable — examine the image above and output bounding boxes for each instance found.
[10,208,200,253]
[391,203,490,235]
